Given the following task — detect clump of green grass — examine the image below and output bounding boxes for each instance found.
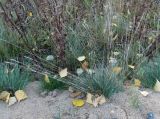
[128,87,141,109]
[78,66,124,98]
[137,55,160,88]
[0,18,21,60]
[0,64,30,94]
[41,76,66,91]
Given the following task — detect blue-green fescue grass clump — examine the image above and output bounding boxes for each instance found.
[78,66,124,98]
[0,18,21,60]
[0,64,30,93]
[137,55,160,88]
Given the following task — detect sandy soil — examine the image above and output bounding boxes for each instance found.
[0,81,160,119]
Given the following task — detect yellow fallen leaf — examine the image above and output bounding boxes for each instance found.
[27,11,33,17]
[86,93,107,107]
[86,93,93,104]
[154,80,160,92]
[8,97,17,106]
[82,61,89,71]
[92,98,99,107]
[72,99,85,107]
[77,56,86,62]
[112,23,118,27]
[137,54,143,57]
[127,9,131,15]
[93,95,106,107]
[59,68,68,78]
[112,34,118,41]
[128,65,135,69]
[98,95,107,105]
[140,91,149,97]
[0,91,10,103]
[112,67,122,74]
[44,74,50,83]
[134,79,141,87]
[15,90,27,102]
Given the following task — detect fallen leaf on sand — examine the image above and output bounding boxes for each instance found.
[15,90,27,102]
[112,67,122,74]
[93,95,107,107]
[86,93,93,104]
[86,93,107,107]
[72,99,85,107]
[44,74,50,83]
[140,91,149,97]
[154,80,160,92]
[0,91,10,103]
[8,97,17,106]
[134,79,141,87]
[77,56,86,62]
[98,95,107,105]
[59,68,68,78]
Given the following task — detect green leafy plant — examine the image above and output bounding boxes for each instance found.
[0,64,30,94]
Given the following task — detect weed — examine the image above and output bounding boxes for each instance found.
[128,87,141,109]
[78,66,124,98]
[41,77,66,91]
[137,55,160,88]
[0,64,30,94]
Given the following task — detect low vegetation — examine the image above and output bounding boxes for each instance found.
[0,64,30,94]
[0,0,160,100]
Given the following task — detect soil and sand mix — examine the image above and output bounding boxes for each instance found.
[0,81,160,119]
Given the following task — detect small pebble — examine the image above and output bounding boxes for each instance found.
[46,55,54,61]
[77,93,86,99]
[48,89,59,97]
[147,112,154,119]
[68,86,74,93]
[40,91,48,97]
[70,91,81,98]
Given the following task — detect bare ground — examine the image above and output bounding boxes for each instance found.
[0,81,160,119]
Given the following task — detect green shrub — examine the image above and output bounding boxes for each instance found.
[0,64,30,94]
